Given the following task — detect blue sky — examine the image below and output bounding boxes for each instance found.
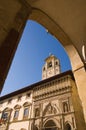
[0,20,71,96]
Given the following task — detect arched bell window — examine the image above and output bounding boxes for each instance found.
[48,61,52,68]
[43,67,45,71]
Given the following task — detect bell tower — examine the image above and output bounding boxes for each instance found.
[42,54,61,80]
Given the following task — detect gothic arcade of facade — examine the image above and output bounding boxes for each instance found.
[0,55,85,130]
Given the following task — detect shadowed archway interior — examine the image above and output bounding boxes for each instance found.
[64,123,71,130]
[43,120,58,130]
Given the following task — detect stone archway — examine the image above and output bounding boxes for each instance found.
[64,123,71,130]
[43,120,58,130]
[0,1,86,127]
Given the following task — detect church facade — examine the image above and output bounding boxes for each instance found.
[0,55,85,130]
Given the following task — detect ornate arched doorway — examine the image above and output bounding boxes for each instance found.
[43,120,58,130]
[64,123,71,130]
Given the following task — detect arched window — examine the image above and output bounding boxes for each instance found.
[2,112,9,121]
[23,107,29,119]
[55,61,58,65]
[23,102,30,119]
[13,105,21,121]
[14,110,19,120]
[1,107,11,121]
[48,61,52,68]
[43,67,45,71]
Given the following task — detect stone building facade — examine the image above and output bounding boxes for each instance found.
[0,55,85,130]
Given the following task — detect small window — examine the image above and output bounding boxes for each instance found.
[13,110,19,120]
[43,67,45,71]
[1,112,9,120]
[23,108,29,119]
[55,61,58,65]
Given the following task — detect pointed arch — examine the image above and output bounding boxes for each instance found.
[43,119,59,130]
[64,121,73,130]
[43,102,60,116]
[64,123,71,130]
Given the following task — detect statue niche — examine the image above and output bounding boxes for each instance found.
[43,103,57,116]
[35,107,40,117]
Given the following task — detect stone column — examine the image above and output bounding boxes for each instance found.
[0,4,32,93]
[60,115,64,130]
[65,44,86,124]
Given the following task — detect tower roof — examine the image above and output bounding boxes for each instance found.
[44,54,58,62]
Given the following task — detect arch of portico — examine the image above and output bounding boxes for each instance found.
[0,0,86,125]
[43,119,59,130]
